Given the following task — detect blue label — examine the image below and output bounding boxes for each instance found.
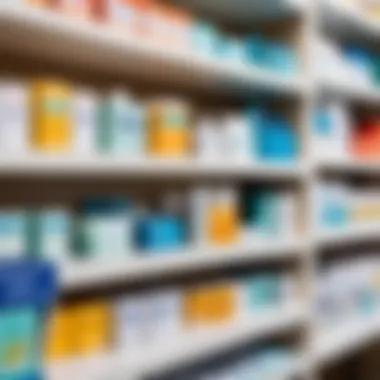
[314,109,333,137]
[0,260,57,310]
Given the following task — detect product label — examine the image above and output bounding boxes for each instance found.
[164,109,186,129]
[83,217,130,257]
[44,98,69,116]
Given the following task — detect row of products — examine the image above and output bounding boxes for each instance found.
[0,188,298,260]
[316,257,380,328]
[340,0,380,22]
[314,101,380,161]
[0,80,299,162]
[316,181,380,230]
[26,0,298,74]
[166,346,298,380]
[46,272,297,361]
[316,36,380,90]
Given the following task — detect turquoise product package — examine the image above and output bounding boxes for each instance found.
[0,260,57,380]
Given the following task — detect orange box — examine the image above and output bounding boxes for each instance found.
[206,204,239,245]
[184,283,238,327]
[45,306,77,362]
[31,79,73,152]
[351,120,380,160]
[76,301,111,355]
[147,99,191,157]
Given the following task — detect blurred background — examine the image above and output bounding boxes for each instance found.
[2,0,380,380]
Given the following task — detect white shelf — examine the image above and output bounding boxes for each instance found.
[318,80,380,104]
[320,0,380,41]
[60,239,305,292]
[176,0,306,24]
[317,225,380,247]
[314,313,380,365]
[317,159,380,175]
[0,4,306,99]
[47,305,306,380]
[0,156,304,179]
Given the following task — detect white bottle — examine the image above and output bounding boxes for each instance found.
[330,101,350,161]
[195,117,222,161]
[278,192,297,240]
[147,288,182,348]
[190,187,212,247]
[0,81,29,156]
[114,294,150,352]
[73,89,98,156]
[123,95,145,158]
[221,113,251,162]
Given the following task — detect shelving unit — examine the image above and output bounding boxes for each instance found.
[0,156,305,179]
[1,0,380,380]
[175,0,306,23]
[317,225,380,247]
[318,80,380,104]
[317,159,380,175]
[314,312,380,366]
[61,240,305,292]
[320,0,380,42]
[0,4,306,98]
[48,305,306,380]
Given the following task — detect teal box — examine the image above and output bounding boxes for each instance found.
[191,22,219,58]
[98,94,145,156]
[245,191,280,236]
[0,309,39,377]
[76,197,131,258]
[28,210,71,261]
[0,211,27,259]
[242,275,281,311]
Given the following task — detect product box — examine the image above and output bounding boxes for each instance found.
[0,81,29,156]
[31,80,72,152]
[147,98,191,157]
[0,260,57,379]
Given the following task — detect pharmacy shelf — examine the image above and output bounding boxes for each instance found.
[177,0,306,24]
[0,4,306,99]
[320,0,380,42]
[317,159,380,175]
[317,225,380,247]
[314,313,380,366]
[47,305,306,380]
[318,80,380,104]
[60,239,306,292]
[0,156,305,180]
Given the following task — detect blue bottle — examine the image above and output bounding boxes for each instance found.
[258,116,298,162]
[266,42,297,75]
[135,214,185,255]
[343,45,373,78]
[244,35,268,68]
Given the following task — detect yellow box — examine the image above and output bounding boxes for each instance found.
[184,283,237,327]
[31,80,72,152]
[206,204,239,245]
[147,99,190,157]
[204,283,237,325]
[45,306,77,362]
[75,301,111,356]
